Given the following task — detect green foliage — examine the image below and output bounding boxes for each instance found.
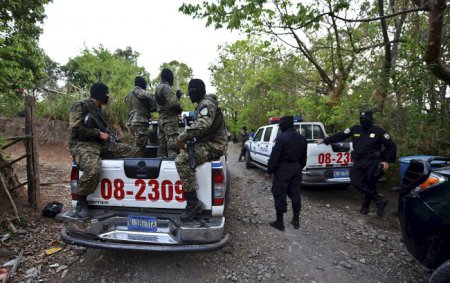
[36,92,83,121]
[0,0,51,116]
[61,46,149,127]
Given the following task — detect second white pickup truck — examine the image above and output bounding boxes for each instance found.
[244,118,353,186]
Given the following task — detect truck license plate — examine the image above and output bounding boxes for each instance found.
[127,216,157,232]
[334,169,349,178]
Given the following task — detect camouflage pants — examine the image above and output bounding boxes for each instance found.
[128,122,150,154]
[158,118,179,158]
[72,141,139,196]
[175,143,221,192]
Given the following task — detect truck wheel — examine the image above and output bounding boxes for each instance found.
[429,260,450,283]
[245,150,255,169]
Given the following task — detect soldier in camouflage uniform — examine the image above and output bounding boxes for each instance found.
[125,76,156,154]
[175,79,228,221]
[155,68,183,158]
[69,82,138,218]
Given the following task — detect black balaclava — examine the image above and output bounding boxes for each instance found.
[279,116,294,132]
[360,110,373,130]
[90,82,109,105]
[135,76,147,90]
[188,79,206,103]
[161,68,174,86]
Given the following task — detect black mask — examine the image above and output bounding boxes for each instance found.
[90,82,109,105]
[360,118,373,130]
[134,76,147,89]
[188,79,206,103]
[161,68,174,86]
[279,116,294,132]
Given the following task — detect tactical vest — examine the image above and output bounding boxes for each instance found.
[196,96,226,143]
[125,89,154,123]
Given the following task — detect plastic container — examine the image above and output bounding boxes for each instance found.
[399,155,446,181]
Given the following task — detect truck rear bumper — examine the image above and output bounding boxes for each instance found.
[302,170,351,186]
[61,209,229,252]
[61,227,230,252]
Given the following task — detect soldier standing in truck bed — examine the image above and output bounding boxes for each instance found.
[125,76,156,155]
[155,68,183,158]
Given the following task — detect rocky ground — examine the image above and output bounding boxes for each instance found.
[1,140,431,282]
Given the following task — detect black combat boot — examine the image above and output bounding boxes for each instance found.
[291,213,300,229]
[238,154,243,162]
[375,195,387,216]
[75,196,90,219]
[360,197,371,215]
[181,191,203,222]
[270,213,285,231]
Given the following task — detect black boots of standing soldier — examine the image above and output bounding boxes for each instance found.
[75,196,90,219]
[181,191,203,221]
[360,195,387,216]
[375,195,387,216]
[291,213,300,229]
[238,153,244,162]
[270,213,285,231]
[360,197,371,215]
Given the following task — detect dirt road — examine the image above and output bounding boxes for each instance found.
[2,142,429,282]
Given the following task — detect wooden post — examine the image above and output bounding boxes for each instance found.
[24,96,40,211]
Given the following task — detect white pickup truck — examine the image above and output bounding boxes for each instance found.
[61,113,230,252]
[244,118,353,186]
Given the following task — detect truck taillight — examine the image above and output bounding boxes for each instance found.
[70,161,79,200]
[212,168,225,206]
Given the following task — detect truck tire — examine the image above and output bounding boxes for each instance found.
[429,260,450,283]
[245,150,255,169]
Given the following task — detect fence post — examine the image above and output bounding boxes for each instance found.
[24,95,40,211]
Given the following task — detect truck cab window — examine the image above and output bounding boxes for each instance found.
[313,125,325,139]
[300,125,313,140]
[263,127,273,142]
[253,129,264,142]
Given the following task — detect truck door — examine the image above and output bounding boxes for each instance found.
[250,128,265,163]
[259,126,274,164]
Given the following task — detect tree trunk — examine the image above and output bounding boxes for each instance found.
[424,0,450,85]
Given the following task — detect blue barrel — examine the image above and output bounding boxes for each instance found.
[399,155,446,181]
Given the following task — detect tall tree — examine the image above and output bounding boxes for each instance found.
[0,0,51,114]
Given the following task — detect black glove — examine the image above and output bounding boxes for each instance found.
[176,90,183,100]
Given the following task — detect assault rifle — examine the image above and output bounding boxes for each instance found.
[84,113,118,152]
[183,114,196,170]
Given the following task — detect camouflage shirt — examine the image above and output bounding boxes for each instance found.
[125,86,156,126]
[179,95,228,154]
[155,81,182,119]
[69,97,108,149]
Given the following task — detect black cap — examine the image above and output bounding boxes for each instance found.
[242,126,247,131]
[279,116,294,132]
[360,110,373,120]
[134,76,147,89]
[161,68,174,86]
[90,82,109,104]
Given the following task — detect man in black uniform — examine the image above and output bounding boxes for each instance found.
[238,126,248,162]
[318,111,397,216]
[266,116,307,231]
